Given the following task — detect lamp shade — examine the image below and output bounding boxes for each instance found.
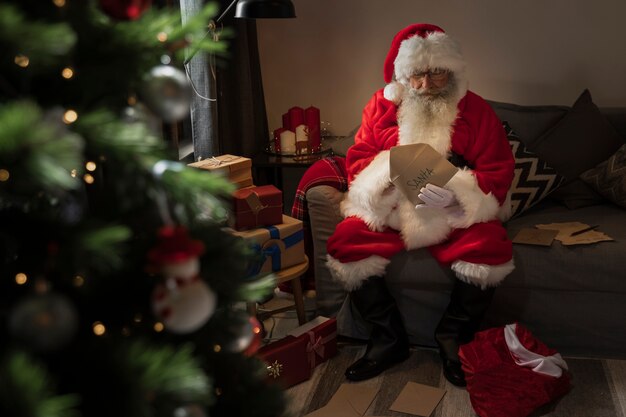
[235,0,296,19]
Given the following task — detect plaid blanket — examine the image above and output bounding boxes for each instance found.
[291,156,348,222]
[281,156,347,292]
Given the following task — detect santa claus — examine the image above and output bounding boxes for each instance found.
[326,23,515,385]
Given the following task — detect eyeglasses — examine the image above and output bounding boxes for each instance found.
[410,68,449,81]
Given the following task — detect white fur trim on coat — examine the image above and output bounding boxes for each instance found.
[394,31,466,84]
[384,82,406,104]
[397,199,452,250]
[445,169,501,229]
[327,254,390,291]
[451,259,515,289]
[340,150,399,231]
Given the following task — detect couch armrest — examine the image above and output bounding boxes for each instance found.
[306,185,347,317]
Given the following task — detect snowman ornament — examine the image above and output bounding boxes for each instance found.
[149,227,216,334]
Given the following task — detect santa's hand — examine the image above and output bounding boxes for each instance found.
[417,184,457,208]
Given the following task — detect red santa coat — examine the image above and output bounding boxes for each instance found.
[327,88,515,290]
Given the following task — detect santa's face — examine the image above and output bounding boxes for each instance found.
[409,69,450,97]
[401,73,459,122]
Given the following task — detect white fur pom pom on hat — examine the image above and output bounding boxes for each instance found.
[383,81,405,104]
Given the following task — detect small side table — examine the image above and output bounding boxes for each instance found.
[248,256,309,325]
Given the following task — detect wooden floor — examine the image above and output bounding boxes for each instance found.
[285,344,626,417]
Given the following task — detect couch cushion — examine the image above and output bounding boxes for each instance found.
[487,100,569,147]
[504,122,565,219]
[504,201,626,294]
[548,179,606,209]
[529,89,624,180]
[580,143,626,208]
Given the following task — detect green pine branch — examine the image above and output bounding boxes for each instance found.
[0,101,83,204]
[0,351,80,417]
[0,4,76,71]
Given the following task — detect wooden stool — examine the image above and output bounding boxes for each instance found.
[248,255,309,325]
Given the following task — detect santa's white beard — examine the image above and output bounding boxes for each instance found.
[397,75,462,154]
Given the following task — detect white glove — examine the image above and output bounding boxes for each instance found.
[417,184,457,208]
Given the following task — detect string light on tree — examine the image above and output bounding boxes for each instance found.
[14,55,29,68]
[63,109,78,124]
[61,67,74,79]
[15,273,28,285]
[92,321,106,336]
[85,161,97,172]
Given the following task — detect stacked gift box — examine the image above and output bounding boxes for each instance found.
[231,185,283,231]
[257,316,337,388]
[229,214,305,275]
[188,154,253,189]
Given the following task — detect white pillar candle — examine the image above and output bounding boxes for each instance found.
[295,124,309,154]
[279,130,296,154]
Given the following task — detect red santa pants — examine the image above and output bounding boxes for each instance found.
[327,216,512,268]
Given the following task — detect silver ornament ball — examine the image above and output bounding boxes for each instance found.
[9,292,79,352]
[140,65,192,123]
[173,404,207,417]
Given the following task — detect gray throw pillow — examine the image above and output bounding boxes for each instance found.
[548,179,605,209]
[529,89,624,180]
[504,122,565,219]
[580,144,626,208]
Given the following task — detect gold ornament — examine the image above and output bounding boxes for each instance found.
[267,360,283,379]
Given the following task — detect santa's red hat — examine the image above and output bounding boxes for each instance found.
[383,23,467,104]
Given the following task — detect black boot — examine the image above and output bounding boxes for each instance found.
[435,279,495,387]
[345,276,410,381]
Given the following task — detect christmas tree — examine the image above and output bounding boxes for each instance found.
[0,1,285,416]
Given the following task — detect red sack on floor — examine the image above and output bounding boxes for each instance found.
[459,323,571,417]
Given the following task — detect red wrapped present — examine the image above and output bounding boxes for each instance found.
[288,316,337,369]
[229,215,305,274]
[459,323,571,417]
[188,154,252,189]
[231,185,283,230]
[257,335,311,388]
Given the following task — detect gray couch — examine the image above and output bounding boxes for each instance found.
[307,97,626,359]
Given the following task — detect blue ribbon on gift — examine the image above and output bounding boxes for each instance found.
[247,227,304,275]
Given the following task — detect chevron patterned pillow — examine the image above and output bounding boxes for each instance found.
[504,122,565,219]
[580,144,626,208]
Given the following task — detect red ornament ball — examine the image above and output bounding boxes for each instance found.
[242,316,264,356]
[99,0,152,20]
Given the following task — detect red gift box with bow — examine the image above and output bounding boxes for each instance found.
[257,335,311,389]
[256,317,337,389]
[231,185,283,230]
[287,316,337,369]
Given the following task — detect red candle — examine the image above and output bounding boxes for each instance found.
[305,106,321,151]
[282,113,291,131]
[273,127,287,153]
[288,107,305,133]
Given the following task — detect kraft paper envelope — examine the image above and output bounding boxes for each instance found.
[304,383,378,417]
[389,382,446,417]
[512,228,559,246]
[390,143,458,205]
[535,222,613,246]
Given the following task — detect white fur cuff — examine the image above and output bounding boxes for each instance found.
[326,255,390,291]
[341,150,398,231]
[451,259,515,289]
[445,169,500,229]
